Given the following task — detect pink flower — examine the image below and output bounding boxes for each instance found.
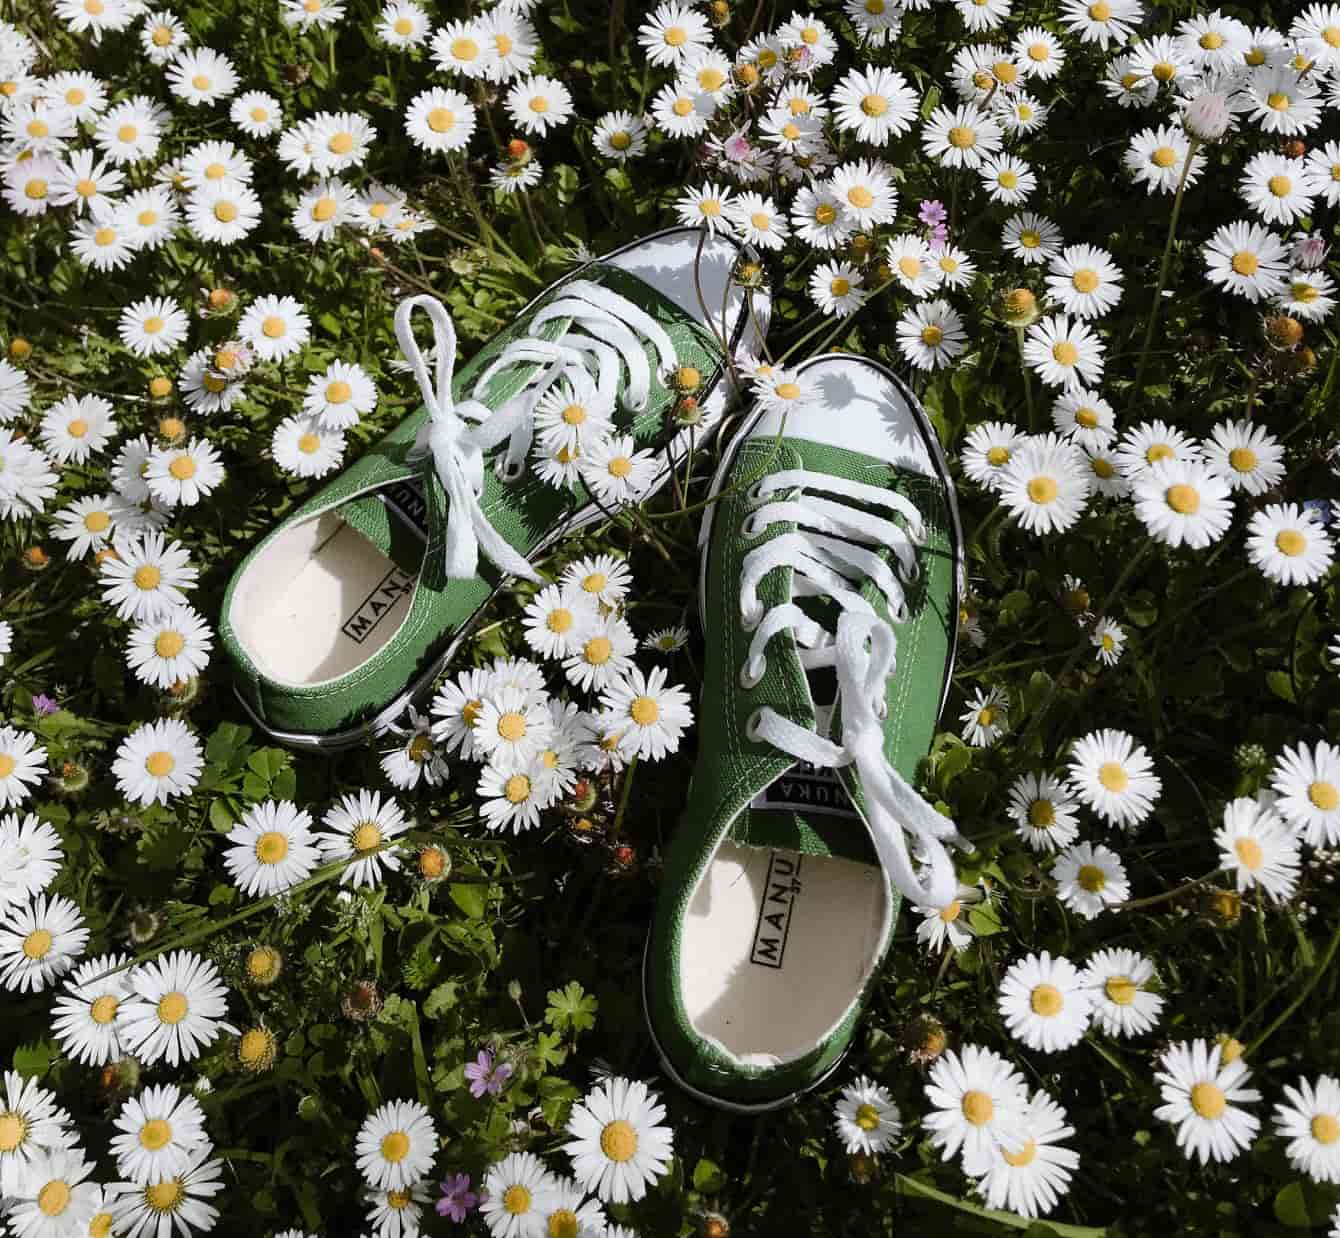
[463,1047,513,1098]
[436,1173,479,1222]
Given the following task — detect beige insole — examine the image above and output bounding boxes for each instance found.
[680,841,887,1064]
[235,514,417,685]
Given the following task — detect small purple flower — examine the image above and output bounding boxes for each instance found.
[929,222,949,246]
[463,1047,513,1098]
[31,694,58,716]
[1292,232,1330,271]
[918,199,948,228]
[722,126,755,162]
[435,1173,479,1222]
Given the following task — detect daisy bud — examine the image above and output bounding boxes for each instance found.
[848,233,874,261]
[21,545,49,572]
[700,1212,732,1238]
[165,675,204,712]
[735,260,766,289]
[1207,887,1242,925]
[566,778,599,814]
[903,1012,949,1066]
[342,978,384,1022]
[417,844,450,882]
[608,841,637,872]
[1279,346,1317,378]
[998,287,1038,325]
[148,376,173,399]
[1181,92,1230,142]
[93,546,120,569]
[1214,1033,1245,1064]
[708,0,730,24]
[8,337,32,361]
[237,1026,278,1073]
[1281,139,1307,160]
[673,396,703,427]
[245,945,284,987]
[1060,584,1090,615]
[507,979,523,1003]
[1292,234,1330,271]
[671,365,702,394]
[1264,314,1304,350]
[872,260,893,284]
[735,62,759,87]
[100,1055,142,1098]
[206,287,235,311]
[158,416,187,444]
[282,62,309,85]
[127,906,162,944]
[193,1076,214,1097]
[506,137,530,161]
[848,1151,878,1184]
[51,759,90,796]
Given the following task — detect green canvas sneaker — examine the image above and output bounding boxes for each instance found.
[644,353,966,1112]
[219,228,763,750]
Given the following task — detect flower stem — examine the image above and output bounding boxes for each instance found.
[1244,911,1340,1056]
[1015,324,1036,431]
[612,755,639,836]
[1132,137,1199,400]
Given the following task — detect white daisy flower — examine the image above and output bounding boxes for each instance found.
[431,18,488,76]
[0,430,58,519]
[1090,617,1126,667]
[316,790,409,888]
[125,603,212,690]
[472,686,553,771]
[1080,947,1163,1037]
[523,585,598,661]
[1002,211,1062,265]
[828,158,898,228]
[375,0,429,47]
[1133,459,1234,550]
[292,178,358,243]
[239,294,311,361]
[0,729,48,811]
[1058,0,1144,47]
[280,0,344,29]
[1240,152,1315,226]
[533,1175,606,1238]
[100,530,196,624]
[50,952,132,1066]
[638,1,711,67]
[759,107,824,157]
[930,244,975,291]
[592,110,649,162]
[1275,1075,1340,1184]
[301,360,377,430]
[1124,125,1204,195]
[185,181,263,244]
[1154,1039,1260,1164]
[998,434,1091,536]
[1013,25,1065,77]
[954,0,1011,31]
[107,1144,225,1235]
[141,9,189,63]
[0,812,62,911]
[8,1146,100,1236]
[118,296,189,357]
[833,1077,901,1155]
[915,893,975,953]
[809,261,864,318]
[110,1083,208,1185]
[430,667,494,761]
[404,87,477,155]
[362,1179,432,1236]
[1054,841,1130,919]
[598,666,694,762]
[961,421,1025,491]
[166,47,238,106]
[179,140,252,192]
[230,90,282,137]
[922,102,1003,170]
[789,184,854,250]
[111,719,203,807]
[0,359,30,423]
[978,153,1036,205]
[562,614,637,695]
[1114,419,1202,479]
[960,686,1008,747]
[1007,772,1081,853]
[581,434,658,506]
[479,9,540,82]
[886,234,939,298]
[1271,740,1340,846]
[1046,245,1123,319]
[0,1071,72,1196]
[0,893,87,993]
[1216,796,1300,903]
[1279,268,1338,322]
[975,1089,1078,1220]
[48,148,124,215]
[563,554,632,608]
[998,951,1092,1053]
[727,190,788,250]
[896,299,967,372]
[643,625,689,654]
[39,394,116,465]
[224,800,321,898]
[1066,728,1160,829]
[1204,220,1291,302]
[69,208,138,272]
[478,758,553,832]
[563,1076,673,1205]
[96,95,169,165]
[1022,315,1105,390]
[145,439,226,508]
[1246,502,1334,586]
[674,182,734,235]
[479,1151,555,1238]
[830,64,918,144]
[1201,420,1285,494]
[272,415,346,479]
[506,74,574,136]
[1243,65,1321,136]
[776,11,838,73]
[1050,389,1115,450]
[355,1099,438,1191]
[923,1045,1029,1174]
[377,706,448,791]
[3,156,60,218]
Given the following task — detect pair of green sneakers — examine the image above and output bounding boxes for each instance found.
[218,227,966,1112]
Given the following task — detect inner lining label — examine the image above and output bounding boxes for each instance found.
[750,851,802,969]
[341,567,416,643]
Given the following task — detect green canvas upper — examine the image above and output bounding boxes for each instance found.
[220,261,726,741]
[646,412,959,1110]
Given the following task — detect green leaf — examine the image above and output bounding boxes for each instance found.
[423,980,459,1019]
[545,981,599,1035]
[12,1040,56,1079]
[449,882,486,919]
[318,311,342,338]
[1267,671,1297,703]
[206,722,252,762]
[533,1030,567,1070]
[968,902,1004,937]
[1023,670,1053,716]
[537,1075,581,1130]
[209,799,235,832]
[1274,1181,1340,1227]
[692,1157,726,1194]
[998,589,1031,626]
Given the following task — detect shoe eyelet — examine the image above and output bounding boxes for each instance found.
[741,513,771,539]
[739,656,767,690]
[746,479,766,501]
[745,707,767,742]
[496,459,525,483]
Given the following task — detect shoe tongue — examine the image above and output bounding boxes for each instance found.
[729,706,877,867]
[332,474,428,578]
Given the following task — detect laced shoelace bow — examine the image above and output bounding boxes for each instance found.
[738,468,967,910]
[393,282,679,583]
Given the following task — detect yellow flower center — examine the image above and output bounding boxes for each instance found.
[145,751,175,778]
[1051,341,1079,367]
[1233,837,1264,871]
[1266,92,1290,112]
[311,197,338,222]
[1027,476,1058,505]
[503,1185,531,1215]
[599,1118,639,1162]
[750,210,772,230]
[67,418,90,439]
[387,1188,412,1209]
[169,455,197,480]
[328,131,354,154]
[136,565,164,591]
[85,510,111,534]
[630,695,660,726]
[947,126,976,149]
[1097,761,1128,792]
[1312,1114,1340,1144]
[1231,251,1260,279]
[582,572,607,594]
[191,74,210,90]
[117,123,138,142]
[1165,484,1200,515]
[1028,42,1049,61]
[986,445,1010,466]
[530,95,550,114]
[549,1208,580,1238]
[250,106,269,121]
[24,179,48,200]
[1308,781,1339,811]
[1077,864,1106,892]
[23,928,52,959]
[497,711,527,741]
[609,130,632,150]
[90,1213,114,1237]
[1151,146,1176,168]
[977,707,995,727]
[140,1118,173,1150]
[961,1090,994,1125]
[38,1181,71,1216]
[495,33,513,55]
[0,1114,26,1151]
[697,68,725,92]
[504,774,531,804]
[775,381,802,400]
[1030,983,1063,1016]
[157,991,188,1024]
[297,433,322,455]
[831,277,850,296]
[145,1180,183,1212]
[255,830,290,864]
[846,186,874,209]
[262,315,287,338]
[1105,975,1137,1005]
[462,700,483,726]
[861,93,888,117]
[998,170,1019,189]
[608,456,633,479]
[854,1102,881,1132]
[1190,1082,1227,1119]
[939,899,962,922]
[1228,446,1257,472]
[352,822,382,852]
[1028,799,1055,827]
[428,108,455,133]
[697,198,721,217]
[547,608,574,633]
[394,17,412,34]
[90,994,119,1023]
[584,636,614,665]
[1268,174,1292,198]
[155,630,185,659]
[1072,268,1100,293]
[898,255,922,279]
[664,24,687,46]
[152,24,173,44]
[1275,529,1306,557]
[380,1131,410,1162]
[920,325,944,347]
[1151,61,1176,82]
[815,203,837,225]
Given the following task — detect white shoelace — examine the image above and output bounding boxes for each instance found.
[393,283,679,582]
[739,468,965,909]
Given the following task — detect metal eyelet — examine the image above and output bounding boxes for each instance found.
[745,708,766,742]
[496,459,525,483]
[739,656,767,690]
